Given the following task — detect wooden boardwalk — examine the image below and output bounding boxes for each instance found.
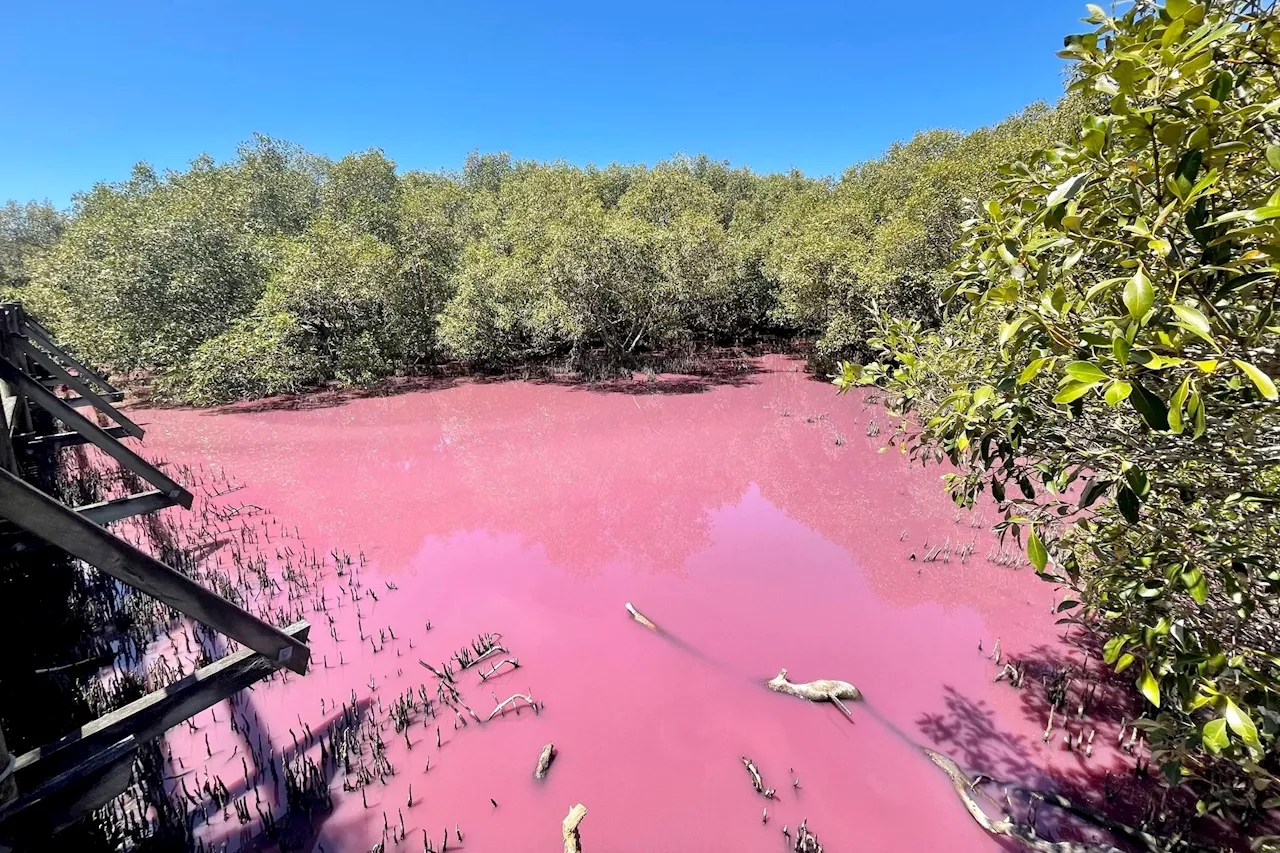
[0,301,310,850]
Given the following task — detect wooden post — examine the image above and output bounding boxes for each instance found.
[0,305,32,437]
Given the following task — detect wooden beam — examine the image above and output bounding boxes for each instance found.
[74,490,174,526]
[0,468,310,674]
[13,339,143,439]
[13,621,310,788]
[21,321,120,397]
[0,356,192,509]
[17,426,130,452]
[36,379,123,405]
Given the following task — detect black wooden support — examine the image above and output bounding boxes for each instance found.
[73,490,174,525]
[21,319,121,398]
[17,427,131,452]
[12,621,310,788]
[0,356,192,508]
[0,468,310,674]
[0,737,138,846]
[13,339,143,438]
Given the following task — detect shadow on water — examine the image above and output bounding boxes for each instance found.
[200,376,463,416]
[642,607,1251,853]
[129,352,779,417]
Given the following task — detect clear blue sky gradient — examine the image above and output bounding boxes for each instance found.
[2,1,1088,207]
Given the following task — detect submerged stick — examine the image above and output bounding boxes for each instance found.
[562,803,587,853]
[535,743,556,779]
[624,602,658,631]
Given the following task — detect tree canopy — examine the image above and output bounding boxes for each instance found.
[3,111,1077,402]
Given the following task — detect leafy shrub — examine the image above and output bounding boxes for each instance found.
[843,0,1280,831]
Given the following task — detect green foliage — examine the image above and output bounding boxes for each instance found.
[843,0,1280,829]
[0,199,65,287]
[766,102,1084,356]
[5,92,1090,400]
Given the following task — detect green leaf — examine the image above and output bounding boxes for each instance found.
[1181,568,1208,605]
[1053,380,1095,404]
[1171,304,1212,339]
[1113,335,1130,366]
[1116,652,1135,673]
[1130,381,1170,430]
[1124,466,1149,498]
[1123,269,1155,320]
[1079,478,1112,509]
[1027,529,1048,573]
[1138,667,1161,708]
[1166,0,1190,17]
[1102,635,1127,665]
[1224,699,1260,747]
[1268,146,1280,172]
[1047,174,1087,208]
[1202,718,1229,752]
[1117,486,1141,523]
[1168,376,1191,434]
[1232,359,1278,400]
[1065,361,1107,383]
[1105,380,1132,406]
[999,316,1027,347]
[1018,357,1049,385]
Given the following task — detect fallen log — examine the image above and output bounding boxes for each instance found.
[766,668,862,717]
[562,803,587,853]
[535,744,555,780]
[924,748,1125,853]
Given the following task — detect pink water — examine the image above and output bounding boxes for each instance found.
[130,356,1135,852]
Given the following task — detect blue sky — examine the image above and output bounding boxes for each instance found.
[2,1,1086,207]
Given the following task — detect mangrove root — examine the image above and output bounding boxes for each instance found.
[625,602,658,631]
[924,748,1125,853]
[562,803,587,853]
[793,819,823,853]
[767,668,862,716]
[488,692,539,721]
[742,756,763,793]
[535,743,556,779]
[478,657,521,681]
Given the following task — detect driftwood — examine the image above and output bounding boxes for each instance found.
[766,668,862,717]
[562,803,587,853]
[535,744,555,779]
[477,657,520,682]
[925,748,1126,853]
[487,693,539,721]
[625,602,658,631]
[741,756,776,798]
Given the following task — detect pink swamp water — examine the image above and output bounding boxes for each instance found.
[130,355,1141,853]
